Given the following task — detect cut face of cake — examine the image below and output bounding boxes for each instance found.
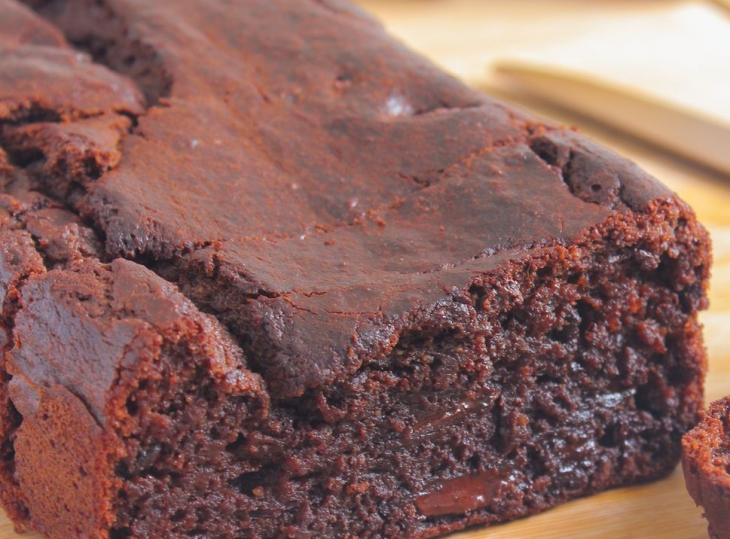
[0,0,712,538]
[683,398,730,539]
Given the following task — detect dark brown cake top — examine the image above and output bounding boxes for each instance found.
[8,258,264,423]
[0,0,65,48]
[4,0,672,397]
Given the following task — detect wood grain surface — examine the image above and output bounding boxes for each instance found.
[2,1,728,538]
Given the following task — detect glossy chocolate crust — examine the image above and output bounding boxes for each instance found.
[0,0,712,538]
[683,398,730,539]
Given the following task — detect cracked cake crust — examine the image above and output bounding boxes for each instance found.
[0,0,712,538]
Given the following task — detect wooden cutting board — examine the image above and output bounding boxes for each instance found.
[2,1,729,537]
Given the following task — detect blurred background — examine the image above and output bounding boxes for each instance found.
[351,1,729,538]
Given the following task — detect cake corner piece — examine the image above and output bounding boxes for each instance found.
[682,398,730,539]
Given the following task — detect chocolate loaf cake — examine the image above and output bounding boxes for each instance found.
[683,398,730,539]
[0,0,711,538]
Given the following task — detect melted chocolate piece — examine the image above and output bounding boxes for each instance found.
[416,470,505,517]
[414,396,497,432]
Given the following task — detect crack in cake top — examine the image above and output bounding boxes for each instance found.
[5,0,672,396]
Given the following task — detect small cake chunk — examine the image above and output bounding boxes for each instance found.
[683,398,730,539]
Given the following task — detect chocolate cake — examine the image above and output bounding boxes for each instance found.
[0,0,711,538]
[683,398,730,539]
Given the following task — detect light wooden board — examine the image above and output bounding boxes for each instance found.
[2,1,730,537]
